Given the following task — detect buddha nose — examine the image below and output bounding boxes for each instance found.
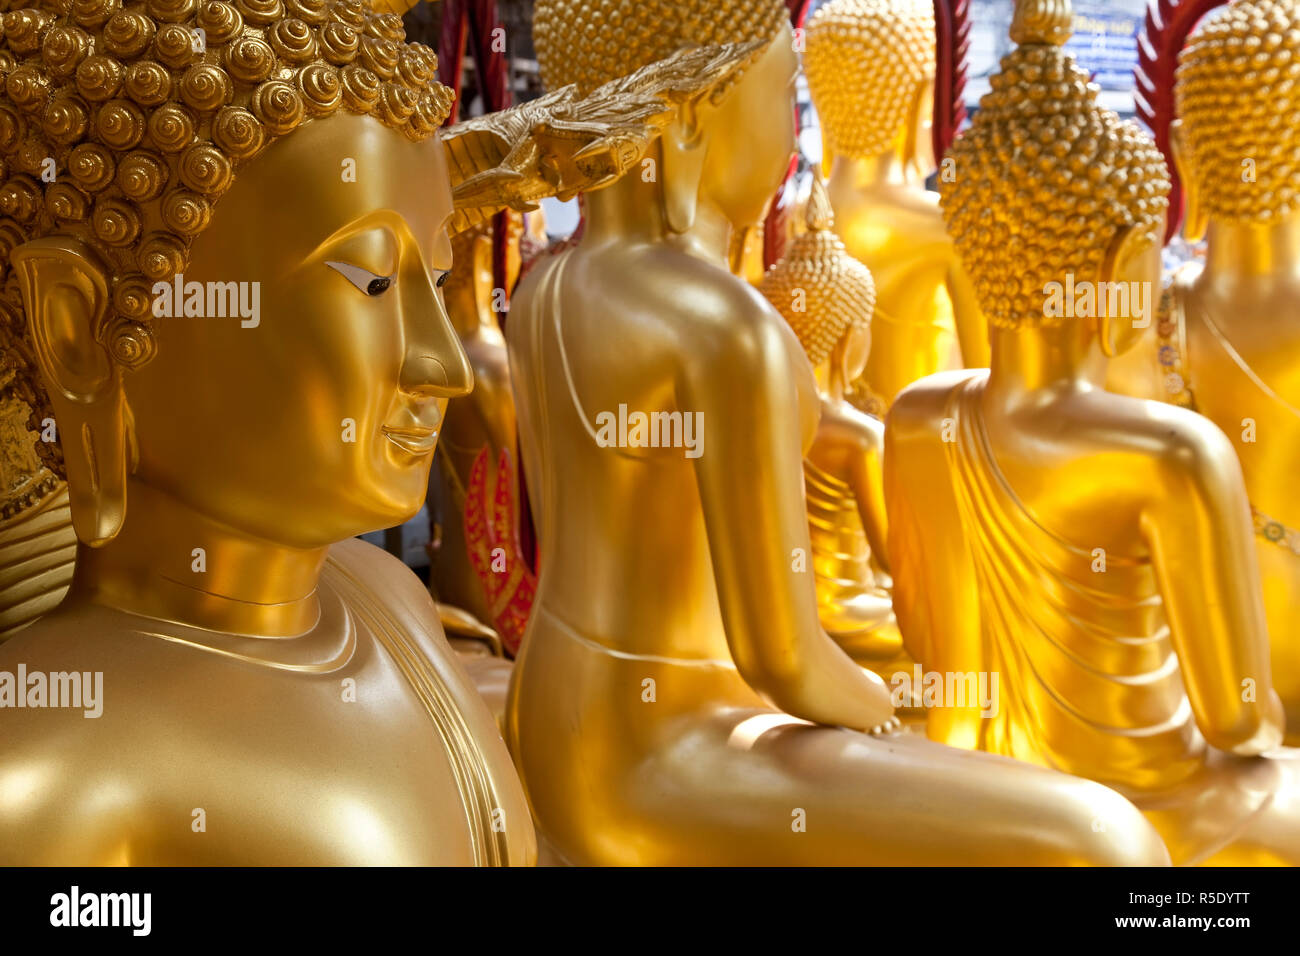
[400,264,474,400]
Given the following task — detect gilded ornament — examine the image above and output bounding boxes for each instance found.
[96,98,146,149]
[147,101,196,151]
[124,60,173,106]
[75,54,125,101]
[102,10,156,59]
[116,149,169,201]
[152,24,197,70]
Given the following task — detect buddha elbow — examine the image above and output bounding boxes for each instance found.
[1209,714,1284,757]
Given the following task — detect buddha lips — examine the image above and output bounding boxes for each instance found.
[150,272,261,328]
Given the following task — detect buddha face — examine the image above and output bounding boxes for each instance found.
[120,112,472,548]
[697,24,799,229]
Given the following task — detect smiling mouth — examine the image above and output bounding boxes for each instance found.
[382,425,439,456]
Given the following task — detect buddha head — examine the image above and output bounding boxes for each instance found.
[759,171,875,388]
[805,0,936,176]
[1173,0,1300,240]
[938,0,1170,354]
[0,0,472,551]
[0,0,692,556]
[531,0,796,236]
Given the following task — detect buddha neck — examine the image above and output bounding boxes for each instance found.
[828,148,923,193]
[584,168,733,268]
[71,477,328,637]
[984,320,1106,408]
[1201,213,1300,288]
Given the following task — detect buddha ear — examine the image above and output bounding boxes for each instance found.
[12,236,130,546]
[660,100,708,235]
[1097,223,1151,359]
[903,76,934,177]
[1170,120,1207,243]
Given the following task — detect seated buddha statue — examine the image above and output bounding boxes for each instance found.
[504,0,1171,866]
[429,216,531,716]
[1107,0,1300,744]
[804,0,988,416]
[0,0,686,865]
[886,0,1300,865]
[757,172,902,673]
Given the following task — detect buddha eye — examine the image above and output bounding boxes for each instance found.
[437,270,450,288]
[326,260,395,297]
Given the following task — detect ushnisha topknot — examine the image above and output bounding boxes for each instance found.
[530,0,787,99]
[759,171,875,366]
[1177,0,1300,222]
[805,0,935,161]
[0,0,455,368]
[938,0,1170,331]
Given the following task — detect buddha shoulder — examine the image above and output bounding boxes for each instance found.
[814,398,884,456]
[324,536,443,629]
[886,368,983,441]
[560,244,806,372]
[1119,396,1248,491]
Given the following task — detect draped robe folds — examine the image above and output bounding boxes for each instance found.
[934,375,1205,791]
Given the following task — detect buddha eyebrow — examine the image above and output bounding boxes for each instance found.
[305,210,405,259]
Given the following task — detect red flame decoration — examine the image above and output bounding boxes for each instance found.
[1134,0,1230,242]
[933,0,970,164]
[465,446,537,657]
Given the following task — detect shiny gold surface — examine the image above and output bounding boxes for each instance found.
[1,0,1291,869]
[889,0,1300,865]
[0,0,550,866]
[805,0,988,410]
[432,220,519,636]
[504,0,1171,866]
[0,490,74,638]
[1109,0,1300,745]
[758,173,900,668]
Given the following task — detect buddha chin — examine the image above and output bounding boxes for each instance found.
[124,113,469,549]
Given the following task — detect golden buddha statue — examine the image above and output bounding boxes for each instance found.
[0,0,704,865]
[804,0,987,415]
[757,172,901,671]
[504,0,1171,866]
[887,0,1300,865]
[429,216,531,717]
[1109,0,1300,744]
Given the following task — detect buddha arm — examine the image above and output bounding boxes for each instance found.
[847,414,890,574]
[681,320,895,731]
[947,259,990,369]
[884,379,984,746]
[1145,427,1285,755]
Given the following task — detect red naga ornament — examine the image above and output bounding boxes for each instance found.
[1134,0,1231,241]
[932,0,970,164]
[465,447,537,657]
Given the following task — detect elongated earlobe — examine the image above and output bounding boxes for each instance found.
[661,104,707,235]
[1171,120,1207,243]
[12,237,130,546]
[1098,224,1149,358]
[902,80,927,178]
